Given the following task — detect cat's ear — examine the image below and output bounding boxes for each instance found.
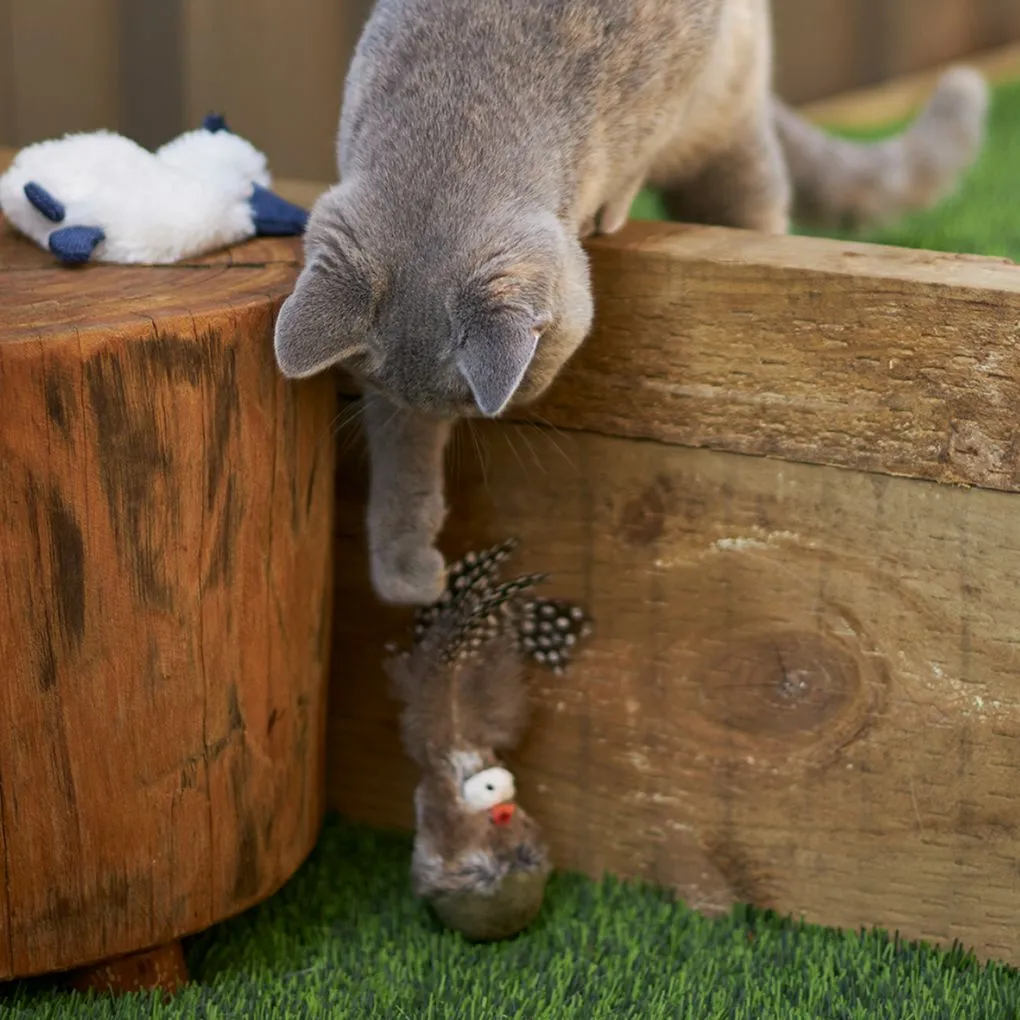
[274,251,370,379]
[456,309,549,417]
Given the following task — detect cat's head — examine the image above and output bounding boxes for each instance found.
[273,183,593,418]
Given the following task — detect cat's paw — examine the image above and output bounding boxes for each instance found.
[371,541,447,606]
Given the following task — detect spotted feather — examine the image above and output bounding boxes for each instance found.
[405,539,592,673]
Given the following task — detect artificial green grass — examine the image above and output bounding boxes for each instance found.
[4,815,1019,1020]
[3,78,1020,1020]
[631,77,1020,263]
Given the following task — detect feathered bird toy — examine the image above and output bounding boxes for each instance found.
[385,538,592,941]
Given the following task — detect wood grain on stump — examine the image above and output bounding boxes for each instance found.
[0,220,336,982]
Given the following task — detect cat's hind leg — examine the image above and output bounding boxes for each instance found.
[654,115,792,234]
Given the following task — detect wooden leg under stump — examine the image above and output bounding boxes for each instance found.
[68,941,188,998]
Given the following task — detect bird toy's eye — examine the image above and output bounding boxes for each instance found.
[462,766,515,812]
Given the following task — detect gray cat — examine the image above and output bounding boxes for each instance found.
[274,0,988,605]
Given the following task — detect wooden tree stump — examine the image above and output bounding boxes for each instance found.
[0,220,336,985]
[68,942,189,998]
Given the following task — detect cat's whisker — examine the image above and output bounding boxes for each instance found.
[343,401,403,468]
[448,420,463,476]
[336,426,366,464]
[333,404,366,442]
[334,398,365,429]
[528,413,578,472]
[315,398,362,452]
[515,423,545,476]
[500,424,529,479]
[467,419,490,492]
[453,420,473,480]
[322,401,371,466]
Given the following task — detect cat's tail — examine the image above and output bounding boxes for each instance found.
[772,66,989,230]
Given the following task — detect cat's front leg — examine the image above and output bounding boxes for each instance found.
[363,390,452,605]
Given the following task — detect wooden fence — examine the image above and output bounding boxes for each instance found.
[2,0,1019,180]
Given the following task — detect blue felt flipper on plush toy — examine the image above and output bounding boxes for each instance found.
[202,113,230,133]
[195,112,308,238]
[250,184,309,236]
[48,226,107,264]
[23,181,65,222]
[0,114,308,266]
[21,181,106,263]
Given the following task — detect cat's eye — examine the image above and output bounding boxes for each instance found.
[462,766,515,812]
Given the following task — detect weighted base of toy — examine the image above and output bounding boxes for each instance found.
[428,868,550,943]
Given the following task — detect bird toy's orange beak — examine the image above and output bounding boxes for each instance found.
[489,802,516,826]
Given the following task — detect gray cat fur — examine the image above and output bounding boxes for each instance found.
[274,0,988,605]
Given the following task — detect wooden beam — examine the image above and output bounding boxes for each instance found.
[328,418,1020,966]
[771,0,867,104]
[878,0,981,87]
[274,178,332,210]
[180,0,370,181]
[118,0,184,149]
[5,0,120,145]
[507,222,1020,494]
[772,0,1020,105]
[802,40,1020,127]
[980,0,1020,52]
[0,0,14,146]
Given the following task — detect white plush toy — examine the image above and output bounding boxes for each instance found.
[0,114,308,265]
